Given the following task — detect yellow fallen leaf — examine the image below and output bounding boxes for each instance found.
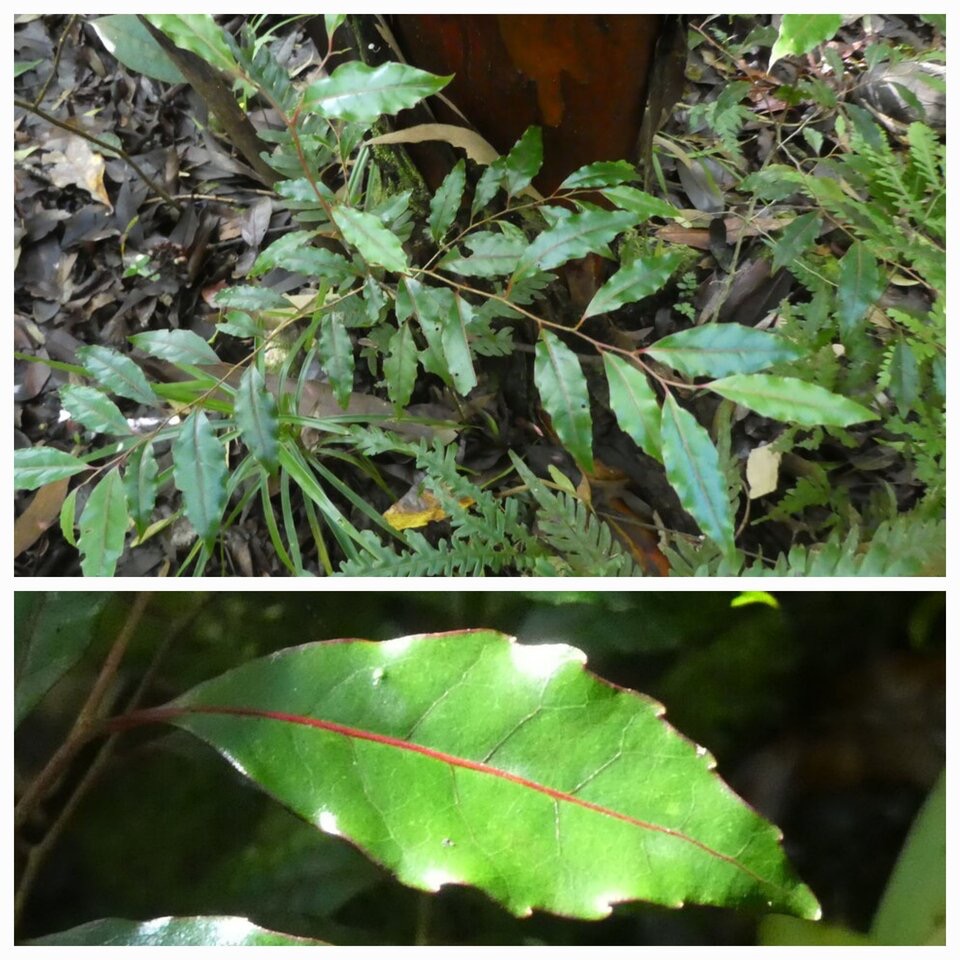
[383,483,474,531]
[746,443,782,499]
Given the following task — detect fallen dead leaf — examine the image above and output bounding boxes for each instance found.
[14,478,69,557]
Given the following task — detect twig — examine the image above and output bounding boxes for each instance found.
[31,14,77,107]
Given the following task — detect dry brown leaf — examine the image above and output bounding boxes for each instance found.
[15,478,69,557]
[368,123,501,167]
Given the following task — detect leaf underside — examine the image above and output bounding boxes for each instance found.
[161,631,820,922]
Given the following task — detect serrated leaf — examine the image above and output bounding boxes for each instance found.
[515,209,636,280]
[215,285,296,311]
[429,158,466,245]
[560,160,639,190]
[15,594,110,727]
[770,14,844,68]
[78,467,129,576]
[708,374,878,426]
[235,366,279,472]
[303,60,451,123]
[172,411,228,543]
[602,354,662,462]
[77,345,158,405]
[438,231,528,277]
[535,330,593,472]
[887,339,920,416]
[318,313,356,409]
[584,250,686,319]
[249,231,354,282]
[399,279,453,387]
[501,126,542,197]
[836,242,884,339]
[123,441,159,536]
[601,185,678,221]
[471,162,504,215]
[660,393,735,556]
[130,329,220,366]
[646,326,805,378]
[383,321,418,407]
[771,211,822,272]
[144,14,238,76]
[442,295,478,396]
[27,916,327,947]
[14,448,88,491]
[150,631,819,920]
[331,205,409,274]
[59,384,132,436]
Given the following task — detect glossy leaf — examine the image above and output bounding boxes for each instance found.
[123,441,159,537]
[708,374,878,427]
[60,487,78,546]
[150,631,820,921]
[770,14,843,67]
[501,126,542,197]
[59,384,132,436]
[14,448,87,491]
[77,344,158,405]
[398,278,453,388]
[438,231,527,277]
[601,185,678,221]
[331,205,409,274]
[535,330,594,472]
[318,313,355,409]
[27,916,327,947]
[771,211,821,272]
[383,321,418,408]
[249,231,354,282]
[130,329,220,366]
[303,60,451,123]
[584,250,686,319]
[214,284,294,311]
[144,14,238,76]
[836,242,883,339]
[428,159,466,245]
[78,467,129,576]
[514,209,636,281]
[602,354,662,462]
[90,15,185,84]
[324,14,346,43]
[887,339,920,416]
[645,326,805,378]
[15,593,109,727]
[172,411,228,543]
[660,393,735,556]
[235,366,279,472]
[560,160,639,190]
[443,295,478,396]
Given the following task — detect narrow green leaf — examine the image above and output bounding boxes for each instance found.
[602,354,662,462]
[214,285,295,311]
[887,339,920,416]
[383,321,418,408]
[601,185,678,221]
[399,279,454,387]
[15,593,109,726]
[535,330,594,472]
[331,205,409,274]
[438,230,527,277]
[836,242,883,339]
[318,313,356,409]
[130,329,220,366]
[14,448,88,491]
[771,211,822,272]
[158,631,820,920]
[770,14,844,67]
[59,384,132,436]
[172,411,228,543]
[560,160,639,190]
[515,209,637,280]
[502,126,543,197]
[78,468,129,577]
[584,249,686,319]
[646,325,805,378]
[442,295,478,396]
[660,393,735,555]
[471,162,504,216]
[123,441,159,536]
[60,487,78,546]
[324,14,347,43]
[708,374,879,426]
[249,231,354,282]
[428,158,466,245]
[235,366,280,472]
[304,60,451,123]
[76,345,158,405]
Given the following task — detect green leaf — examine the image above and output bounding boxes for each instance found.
[214,285,295,311]
[59,384,132,436]
[442,295,478,396]
[318,313,356,409]
[771,211,822,272]
[172,411,228,543]
[249,231,354,282]
[15,59,44,78]
[584,249,686,319]
[769,14,844,68]
[331,205,409,274]
[646,326,805,378]
[602,354,662,462]
[324,14,347,44]
[235,366,280,473]
[130,330,220,366]
[560,160,639,190]
[708,374,878,426]
[601,185,678,221]
[77,345,158,405]
[660,393,735,556]
[304,60,451,123]
[438,230,528,278]
[836,242,883,339]
[15,594,109,727]
[144,14,239,76]
[383,321,418,407]
[514,209,637,281]
[14,448,88,491]
[90,15,185,84]
[155,630,820,920]
[123,441,159,537]
[428,159,466,245]
[501,126,543,197]
[27,916,328,947]
[471,162,504,216]
[887,339,920,416]
[60,487,78,546]
[78,467,129,576]
[535,330,594,472]
[398,278,452,387]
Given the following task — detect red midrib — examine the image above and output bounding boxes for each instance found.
[160,702,775,889]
